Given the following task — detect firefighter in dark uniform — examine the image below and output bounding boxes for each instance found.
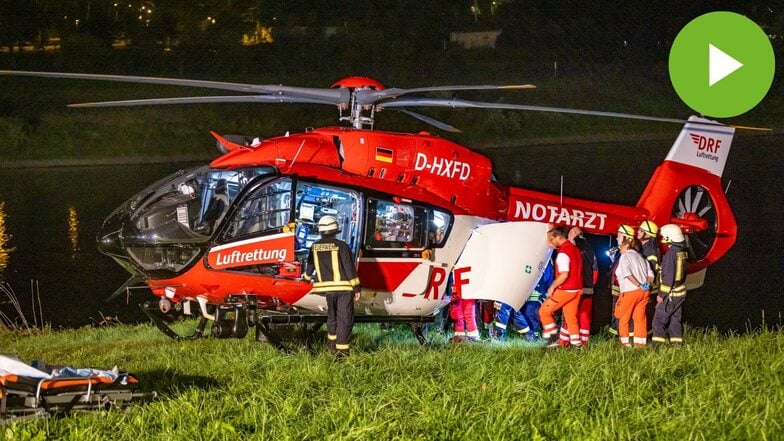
[637,220,661,335]
[303,216,361,357]
[652,224,688,348]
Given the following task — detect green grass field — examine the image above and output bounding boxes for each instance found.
[1,323,782,440]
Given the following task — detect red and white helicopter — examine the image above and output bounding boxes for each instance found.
[0,71,742,345]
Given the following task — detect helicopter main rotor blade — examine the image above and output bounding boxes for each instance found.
[355,84,535,105]
[379,98,772,130]
[377,97,690,125]
[3,70,768,130]
[68,95,339,108]
[394,109,462,133]
[0,70,349,103]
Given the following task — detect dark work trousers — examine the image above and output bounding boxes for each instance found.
[652,295,685,343]
[610,294,619,334]
[326,291,355,353]
[645,292,657,335]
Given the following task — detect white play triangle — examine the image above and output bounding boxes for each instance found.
[709,43,743,87]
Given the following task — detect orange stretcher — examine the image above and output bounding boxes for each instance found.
[0,362,155,424]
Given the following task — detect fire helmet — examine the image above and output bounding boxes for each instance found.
[660,224,685,244]
[318,215,340,234]
[617,224,635,238]
[639,220,659,237]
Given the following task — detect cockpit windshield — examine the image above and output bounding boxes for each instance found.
[128,165,274,244]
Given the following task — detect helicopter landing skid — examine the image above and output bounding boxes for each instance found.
[139,301,209,340]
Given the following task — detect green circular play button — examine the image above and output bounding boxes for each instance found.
[669,11,776,118]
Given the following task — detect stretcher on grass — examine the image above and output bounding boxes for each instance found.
[0,356,156,424]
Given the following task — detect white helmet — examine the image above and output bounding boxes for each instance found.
[660,224,685,244]
[317,215,340,234]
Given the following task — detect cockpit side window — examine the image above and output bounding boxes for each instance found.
[130,166,270,244]
[215,179,361,279]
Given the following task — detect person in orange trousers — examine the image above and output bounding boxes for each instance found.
[614,234,654,347]
[540,225,583,348]
[558,226,598,347]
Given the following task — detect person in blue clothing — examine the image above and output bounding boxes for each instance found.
[524,258,554,341]
[491,301,529,342]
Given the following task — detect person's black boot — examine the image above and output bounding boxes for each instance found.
[336,349,349,360]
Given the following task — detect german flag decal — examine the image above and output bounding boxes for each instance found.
[375,147,394,163]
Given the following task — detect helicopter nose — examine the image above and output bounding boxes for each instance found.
[96,210,129,258]
[97,225,125,257]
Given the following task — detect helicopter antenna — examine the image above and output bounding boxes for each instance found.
[560,175,564,206]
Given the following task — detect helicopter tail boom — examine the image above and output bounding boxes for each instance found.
[504,115,736,278]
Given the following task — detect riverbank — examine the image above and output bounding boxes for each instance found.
[1,323,783,439]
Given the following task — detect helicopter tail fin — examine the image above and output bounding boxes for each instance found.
[636,116,737,274]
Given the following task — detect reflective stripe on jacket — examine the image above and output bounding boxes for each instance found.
[304,236,361,293]
[659,243,687,298]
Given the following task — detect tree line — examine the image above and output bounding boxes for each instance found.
[0,1,781,76]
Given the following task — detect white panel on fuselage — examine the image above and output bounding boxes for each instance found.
[453,221,551,310]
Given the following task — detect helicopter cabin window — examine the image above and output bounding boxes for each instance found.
[365,198,428,251]
[222,178,292,240]
[130,166,271,244]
